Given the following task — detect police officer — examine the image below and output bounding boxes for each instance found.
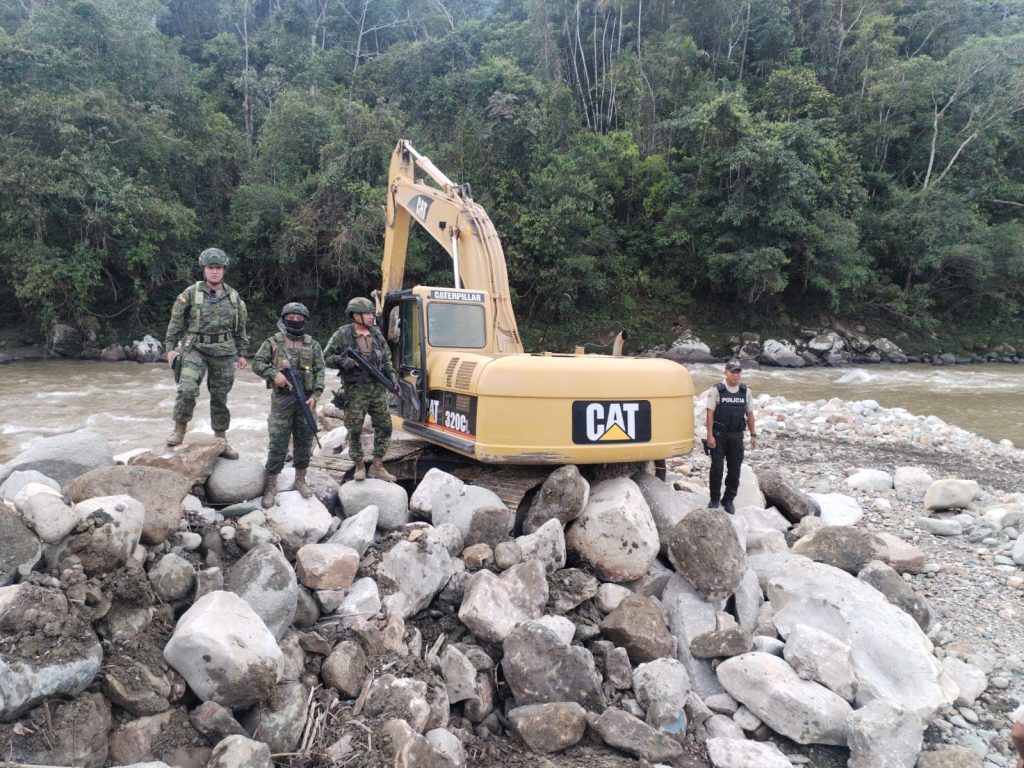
[251,303,325,508]
[705,359,757,514]
[164,248,249,458]
[323,297,397,482]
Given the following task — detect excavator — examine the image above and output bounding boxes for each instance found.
[366,140,694,478]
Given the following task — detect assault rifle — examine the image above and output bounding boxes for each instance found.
[342,347,402,399]
[278,365,322,449]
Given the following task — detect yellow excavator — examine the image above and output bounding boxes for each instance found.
[372,140,694,470]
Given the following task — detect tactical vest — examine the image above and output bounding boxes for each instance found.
[713,383,748,432]
[337,325,390,385]
[268,332,315,391]
[186,282,241,336]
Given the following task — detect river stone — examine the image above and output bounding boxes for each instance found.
[600,594,675,663]
[760,339,805,367]
[240,680,308,754]
[379,529,454,620]
[893,466,934,502]
[716,652,852,745]
[206,454,265,504]
[127,436,227,485]
[633,472,694,553]
[565,478,659,583]
[262,491,334,557]
[224,543,298,640]
[327,504,378,556]
[790,526,886,574]
[768,559,956,719]
[502,621,604,711]
[666,507,746,601]
[924,478,980,511]
[103,656,173,717]
[163,591,283,709]
[873,532,926,574]
[514,518,566,573]
[690,625,752,659]
[0,504,41,586]
[64,464,192,545]
[858,560,933,631]
[846,698,924,768]
[758,468,820,522]
[872,337,907,363]
[409,468,463,520]
[0,428,114,487]
[843,469,893,492]
[916,747,982,768]
[207,734,273,768]
[431,484,507,538]
[782,623,857,702]
[523,464,590,534]
[295,543,359,591]
[0,469,60,501]
[13,483,79,543]
[340,479,409,530]
[321,640,367,698]
[941,657,987,706]
[592,708,684,762]
[3,692,111,766]
[661,574,723,698]
[706,737,794,768]
[808,492,863,526]
[459,559,547,643]
[148,552,196,602]
[68,495,146,575]
[507,702,587,754]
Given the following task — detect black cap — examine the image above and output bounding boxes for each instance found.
[725,359,742,371]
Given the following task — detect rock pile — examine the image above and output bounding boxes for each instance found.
[0,422,1020,768]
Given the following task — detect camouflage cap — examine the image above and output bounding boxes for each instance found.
[198,247,229,267]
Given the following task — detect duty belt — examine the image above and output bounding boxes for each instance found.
[195,333,227,343]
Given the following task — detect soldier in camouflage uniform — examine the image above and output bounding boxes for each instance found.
[251,303,326,508]
[164,248,249,458]
[323,297,397,482]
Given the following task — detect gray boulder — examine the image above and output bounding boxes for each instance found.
[666,507,746,601]
[379,528,454,619]
[0,469,60,501]
[340,478,409,529]
[858,560,933,631]
[129,335,164,363]
[600,594,675,663]
[790,526,886,574]
[507,702,587,754]
[225,543,298,640]
[459,559,547,643]
[523,464,589,534]
[502,621,604,711]
[0,428,113,486]
[206,454,265,504]
[924,479,980,511]
[758,469,819,522]
[592,708,684,762]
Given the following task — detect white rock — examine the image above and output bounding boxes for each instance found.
[0,470,60,501]
[379,529,453,619]
[515,518,566,574]
[846,698,924,768]
[808,492,863,526]
[14,483,79,543]
[893,467,934,502]
[941,657,987,707]
[206,454,265,504]
[326,505,378,556]
[783,624,857,702]
[340,479,409,530]
[409,468,463,519]
[430,484,507,538]
[329,577,381,627]
[707,737,793,767]
[844,469,893,492]
[263,492,333,555]
[924,479,980,511]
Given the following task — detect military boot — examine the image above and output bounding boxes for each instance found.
[292,469,313,498]
[166,421,187,447]
[214,430,239,460]
[368,457,396,482]
[261,473,278,509]
[352,461,367,481]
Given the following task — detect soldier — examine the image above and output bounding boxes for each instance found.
[324,296,397,482]
[251,302,325,508]
[164,248,249,458]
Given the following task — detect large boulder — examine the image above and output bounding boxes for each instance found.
[64,465,191,546]
[924,479,980,511]
[0,429,113,487]
[661,574,723,698]
[758,469,819,522]
[507,702,587,754]
[600,595,675,663]
[565,478,659,583]
[0,505,42,585]
[523,465,589,534]
[430,484,508,538]
[666,507,746,601]
[808,493,863,527]
[49,322,83,357]
[768,559,956,719]
[459,559,548,643]
[340,479,409,530]
[262,492,333,557]
[163,591,283,709]
[633,472,701,555]
[65,495,146,575]
[0,469,60,501]
[13,484,79,543]
[224,544,298,640]
[790,526,886,574]
[502,621,604,711]
[129,335,163,363]
[127,436,226,485]
[206,455,265,504]
[759,339,805,367]
[378,528,454,619]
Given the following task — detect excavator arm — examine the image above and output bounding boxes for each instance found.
[380,140,523,354]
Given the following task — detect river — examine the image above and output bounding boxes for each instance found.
[1,360,1022,463]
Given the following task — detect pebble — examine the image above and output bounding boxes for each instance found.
[959,708,979,724]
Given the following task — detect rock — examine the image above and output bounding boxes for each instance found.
[127,436,225,485]
[0,469,60,501]
[321,640,367,698]
[871,337,907,363]
[734,464,765,509]
[0,428,114,486]
[523,465,590,534]
[790,526,886,574]
[769,560,955,719]
[240,680,308,753]
[340,479,409,529]
[507,702,587,754]
[690,625,752,659]
[846,698,923,768]
[364,675,432,733]
[0,505,41,585]
[148,553,196,602]
[49,322,83,357]
[873,532,926,573]
[262,492,334,556]
[327,504,378,556]
[459,559,547,643]
[207,734,273,768]
[431,484,507,538]
[662,574,723,698]
[924,479,980,511]
[383,719,453,767]
[440,645,479,704]
[328,577,381,627]
[502,621,604,711]
[706,737,794,768]
[916,517,963,536]
[758,469,820,522]
[3,692,111,766]
[782,624,857,702]
[65,465,192,545]
[808,492,863,526]
[66,495,146,575]
[844,469,893,492]
[224,543,298,640]
[663,331,716,363]
[565,478,659,582]
[13,483,79,543]
[295,543,359,591]
[548,568,598,614]
[163,591,283,709]
[716,652,852,745]
[129,335,163,363]
[893,466,934,502]
[592,708,684,762]
[941,657,987,707]
[99,343,128,362]
[465,506,513,549]
[600,594,675,663]
[103,657,172,716]
[916,747,982,768]
[206,454,265,504]
[409,468,463,520]
[514,518,566,573]
[633,472,699,554]
[858,560,933,631]
[666,507,746,601]
[759,339,805,367]
[379,528,454,619]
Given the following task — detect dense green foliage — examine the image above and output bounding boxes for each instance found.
[1,0,1022,349]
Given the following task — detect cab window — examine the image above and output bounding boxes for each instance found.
[399,301,422,368]
[427,302,485,348]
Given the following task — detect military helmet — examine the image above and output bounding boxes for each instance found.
[281,302,309,318]
[346,297,374,315]
[198,247,229,267]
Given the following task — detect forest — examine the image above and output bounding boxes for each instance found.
[0,0,1022,350]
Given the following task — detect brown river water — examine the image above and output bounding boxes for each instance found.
[1,360,1022,463]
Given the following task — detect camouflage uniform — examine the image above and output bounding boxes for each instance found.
[323,323,396,463]
[251,324,326,475]
[164,280,249,432]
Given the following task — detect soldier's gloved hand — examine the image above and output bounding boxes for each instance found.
[273,371,290,389]
[340,357,358,371]
[391,374,400,389]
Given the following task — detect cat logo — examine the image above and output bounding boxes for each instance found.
[571,401,651,444]
[410,194,432,221]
